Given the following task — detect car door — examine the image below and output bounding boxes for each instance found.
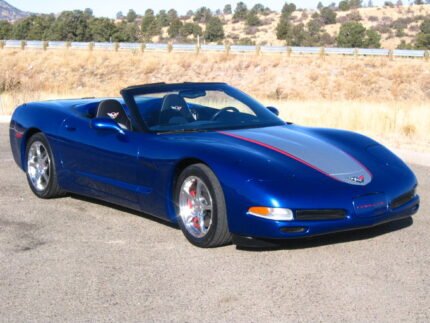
[58,115,142,210]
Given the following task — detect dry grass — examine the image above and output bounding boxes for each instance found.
[0,49,429,151]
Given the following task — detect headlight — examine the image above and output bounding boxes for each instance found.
[248,207,294,221]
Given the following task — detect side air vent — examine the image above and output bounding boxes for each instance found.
[391,189,416,209]
[295,209,347,221]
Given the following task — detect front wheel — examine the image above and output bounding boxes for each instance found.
[26,133,65,199]
[175,164,231,248]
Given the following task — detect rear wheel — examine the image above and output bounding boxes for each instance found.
[26,133,65,199]
[175,164,231,248]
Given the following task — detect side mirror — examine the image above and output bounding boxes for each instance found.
[267,106,280,116]
[90,118,125,135]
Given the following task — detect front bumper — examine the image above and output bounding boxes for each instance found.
[231,195,419,243]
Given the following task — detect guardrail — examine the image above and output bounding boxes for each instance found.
[0,40,428,59]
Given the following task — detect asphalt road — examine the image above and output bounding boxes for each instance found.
[0,124,429,322]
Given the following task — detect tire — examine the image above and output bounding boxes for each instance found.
[25,133,65,199]
[175,163,231,248]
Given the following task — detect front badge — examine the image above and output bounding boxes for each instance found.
[348,175,365,184]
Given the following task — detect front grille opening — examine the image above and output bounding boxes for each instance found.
[280,227,306,233]
[391,189,416,209]
[295,209,347,221]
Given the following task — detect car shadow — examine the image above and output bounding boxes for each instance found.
[69,194,180,230]
[68,194,414,251]
[237,217,414,251]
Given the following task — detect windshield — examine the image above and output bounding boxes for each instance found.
[130,84,284,133]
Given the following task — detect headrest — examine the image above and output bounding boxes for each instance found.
[96,99,130,130]
[159,94,194,125]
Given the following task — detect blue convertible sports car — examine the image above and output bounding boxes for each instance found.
[9,82,419,247]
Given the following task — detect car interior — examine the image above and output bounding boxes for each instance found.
[76,91,259,133]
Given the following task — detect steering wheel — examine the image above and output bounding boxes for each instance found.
[211,107,240,121]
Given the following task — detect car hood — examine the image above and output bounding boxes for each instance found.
[218,126,372,186]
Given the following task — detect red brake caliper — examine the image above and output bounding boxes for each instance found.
[189,188,201,230]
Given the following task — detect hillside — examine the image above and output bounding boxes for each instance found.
[168,4,430,49]
[0,0,29,22]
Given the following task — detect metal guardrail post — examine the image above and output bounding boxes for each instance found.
[167,42,173,53]
[195,44,200,55]
[140,43,146,53]
[286,46,292,57]
[388,49,394,61]
[225,44,231,55]
[66,41,71,49]
[20,40,26,50]
[43,41,49,51]
[319,47,326,60]
[256,45,261,56]
[88,42,94,51]
[353,48,358,58]
[224,43,231,55]
[114,42,120,52]
[0,40,4,49]
[425,50,429,62]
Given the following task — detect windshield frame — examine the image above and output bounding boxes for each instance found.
[121,82,284,133]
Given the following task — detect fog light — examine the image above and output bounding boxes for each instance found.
[248,207,294,221]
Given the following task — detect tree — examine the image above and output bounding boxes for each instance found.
[194,7,212,23]
[157,10,170,27]
[233,2,248,20]
[317,2,324,10]
[420,19,430,34]
[396,0,403,6]
[223,4,232,15]
[204,17,224,42]
[276,2,296,41]
[276,18,292,40]
[339,0,350,10]
[116,11,124,20]
[47,10,91,41]
[337,21,366,47]
[84,8,93,17]
[414,0,424,4]
[307,18,324,35]
[337,22,381,48]
[126,9,137,23]
[415,19,430,49]
[246,11,261,26]
[0,21,12,39]
[180,23,202,38]
[364,28,381,48]
[320,7,337,24]
[281,2,296,18]
[167,9,178,23]
[368,0,374,6]
[349,0,363,8]
[112,21,139,42]
[168,19,183,38]
[89,17,117,42]
[27,15,56,40]
[141,9,160,39]
[289,23,307,45]
[11,16,33,39]
[251,3,265,13]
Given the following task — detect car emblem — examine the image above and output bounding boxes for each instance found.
[171,106,183,111]
[107,112,120,119]
[348,175,365,184]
